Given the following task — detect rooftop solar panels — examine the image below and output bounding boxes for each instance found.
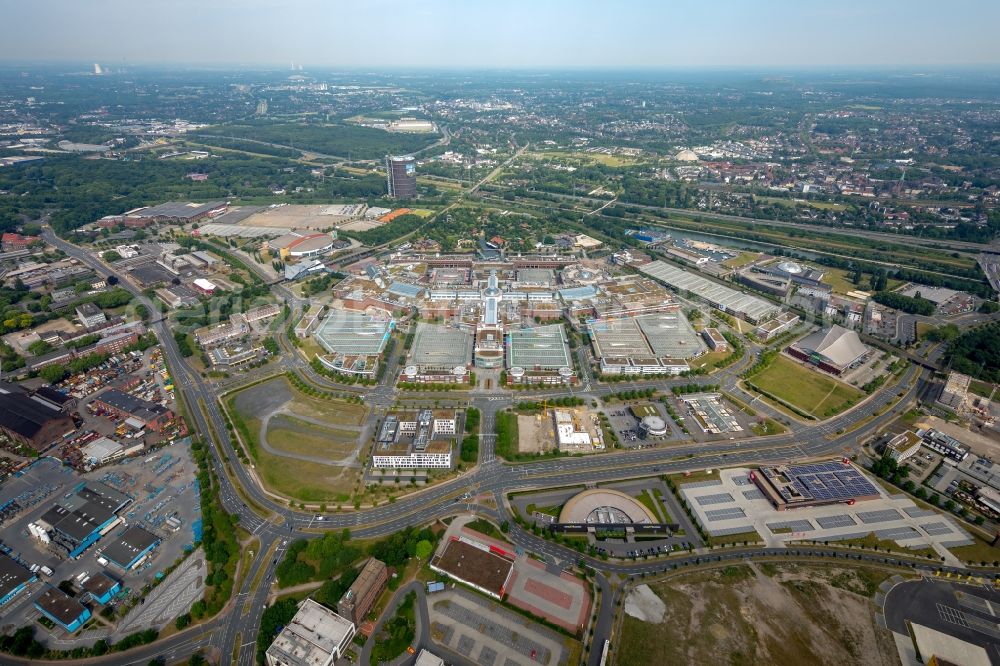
[760,460,880,505]
[742,488,765,501]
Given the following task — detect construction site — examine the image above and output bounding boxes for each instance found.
[517,403,604,454]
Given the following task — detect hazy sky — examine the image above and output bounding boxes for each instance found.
[1,0,997,69]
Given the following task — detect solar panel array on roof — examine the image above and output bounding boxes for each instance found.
[742,488,765,501]
[765,461,879,504]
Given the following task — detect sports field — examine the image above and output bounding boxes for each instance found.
[750,355,863,417]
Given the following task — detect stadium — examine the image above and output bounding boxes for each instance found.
[787,324,869,375]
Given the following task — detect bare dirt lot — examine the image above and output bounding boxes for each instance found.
[518,413,554,454]
[618,562,899,666]
[239,204,352,230]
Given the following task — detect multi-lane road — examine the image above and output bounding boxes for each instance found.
[32,229,995,666]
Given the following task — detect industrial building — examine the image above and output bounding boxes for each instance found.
[506,324,574,385]
[403,323,472,383]
[31,481,131,559]
[639,260,781,323]
[337,558,387,627]
[35,585,92,632]
[386,155,417,199]
[787,324,869,375]
[313,308,394,377]
[751,460,880,511]
[117,201,228,224]
[0,554,36,606]
[82,571,121,605]
[92,388,174,432]
[100,525,160,570]
[371,410,456,469]
[0,381,77,451]
[266,598,356,666]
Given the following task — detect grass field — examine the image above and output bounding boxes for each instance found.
[821,267,903,296]
[750,355,864,417]
[255,447,356,502]
[227,377,364,502]
[751,418,787,436]
[720,251,759,269]
[690,350,733,372]
[265,414,358,458]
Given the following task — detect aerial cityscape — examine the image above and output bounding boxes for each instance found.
[0,2,998,665]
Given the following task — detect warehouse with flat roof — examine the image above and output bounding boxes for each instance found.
[0,554,35,606]
[101,526,160,570]
[640,260,780,323]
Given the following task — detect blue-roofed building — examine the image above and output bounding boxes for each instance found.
[0,554,35,606]
[35,586,91,632]
[101,526,160,570]
[82,571,121,604]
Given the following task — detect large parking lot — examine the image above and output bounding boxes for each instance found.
[604,403,682,448]
[680,467,974,559]
[428,587,575,666]
[0,438,200,641]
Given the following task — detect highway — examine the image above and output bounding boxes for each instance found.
[33,228,998,666]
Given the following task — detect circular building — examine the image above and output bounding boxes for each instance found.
[639,415,668,437]
[559,488,658,525]
[776,260,804,276]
